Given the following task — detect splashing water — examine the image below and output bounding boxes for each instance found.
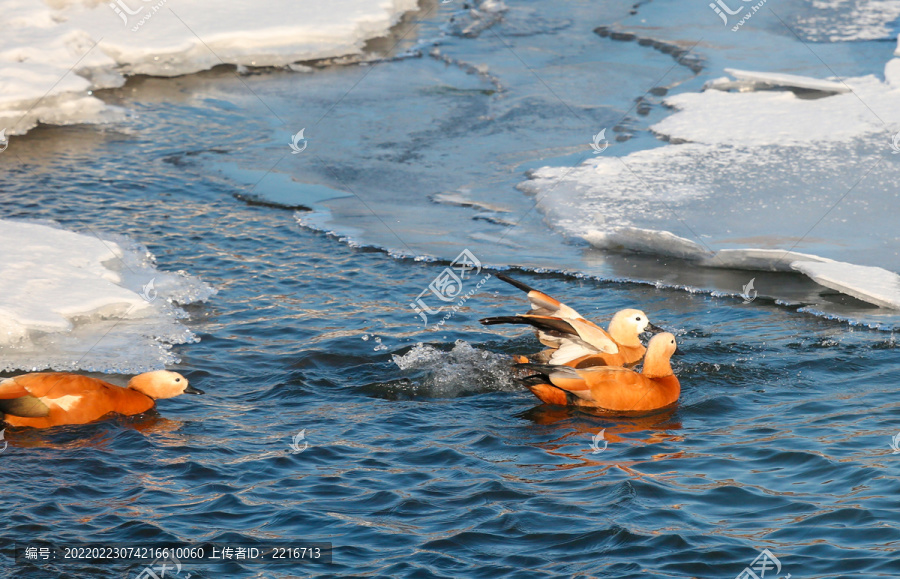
[391,340,521,397]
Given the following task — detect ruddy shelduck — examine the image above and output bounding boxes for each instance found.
[517,333,680,412]
[481,274,662,367]
[0,370,203,428]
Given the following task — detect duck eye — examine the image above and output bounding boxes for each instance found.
[635,316,641,321]
[175,378,181,382]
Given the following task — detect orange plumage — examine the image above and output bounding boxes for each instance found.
[482,274,663,368]
[520,333,680,412]
[0,370,203,428]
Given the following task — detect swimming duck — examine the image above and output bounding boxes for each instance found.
[482,274,662,367]
[517,333,680,411]
[0,370,203,428]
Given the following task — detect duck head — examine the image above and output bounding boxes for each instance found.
[128,370,204,399]
[642,332,678,377]
[608,308,662,345]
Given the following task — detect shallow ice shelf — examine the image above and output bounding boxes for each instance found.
[791,261,900,310]
[0,220,215,373]
[520,37,900,314]
[704,68,851,96]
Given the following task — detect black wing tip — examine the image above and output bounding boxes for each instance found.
[519,374,550,387]
[496,273,539,294]
[514,362,581,379]
[513,362,558,374]
[480,316,527,326]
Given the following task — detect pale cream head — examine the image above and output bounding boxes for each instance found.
[642,332,678,378]
[607,308,653,346]
[647,332,677,357]
[127,370,201,399]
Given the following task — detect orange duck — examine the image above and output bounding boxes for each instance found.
[517,333,680,412]
[481,274,662,368]
[0,370,203,428]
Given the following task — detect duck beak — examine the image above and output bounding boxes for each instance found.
[644,323,665,335]
[184,384,205,395]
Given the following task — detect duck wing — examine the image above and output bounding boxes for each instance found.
[0,373,116,418]
[481,314,619,355]
[495,274,584,319]
[515,363,595,401]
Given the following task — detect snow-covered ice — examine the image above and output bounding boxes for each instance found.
[704,68,851,95]
[0,0,419,136]
[790,260,900,309]
[519,38,900,309]
[0,220,215,372]
[655,69,898,146]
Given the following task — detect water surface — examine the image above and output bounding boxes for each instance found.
[2,0,900,577]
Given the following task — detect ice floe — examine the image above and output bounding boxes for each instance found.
[0,0,419,136]
[704,68,851,96]
[520,38,900,309]
[790,260,900,309]
[0,220,215,372]
[655,69,899,146]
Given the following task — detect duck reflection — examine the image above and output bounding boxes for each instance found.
[519,404,684,468]
[3,412,185,451]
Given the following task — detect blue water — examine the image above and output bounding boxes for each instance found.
[3,0,900,577]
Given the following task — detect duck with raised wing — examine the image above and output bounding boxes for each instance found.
[517,333,680,412]
[0,370,203,428]
[481,274,662,367]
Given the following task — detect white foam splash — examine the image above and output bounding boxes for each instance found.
[392,340,520,396]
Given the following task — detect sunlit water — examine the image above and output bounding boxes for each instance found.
[2,0,900,577]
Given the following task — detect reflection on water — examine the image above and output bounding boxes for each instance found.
[2,0,900,577]
[521,404,684,466]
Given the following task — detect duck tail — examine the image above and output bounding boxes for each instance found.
[514,362,578,377]
[528,383,577,406]
[514,363,580,406]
